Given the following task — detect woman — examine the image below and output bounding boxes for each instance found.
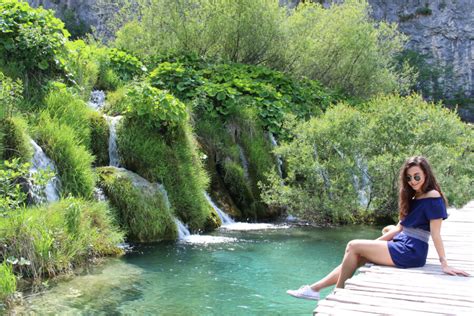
[287,156,470,301]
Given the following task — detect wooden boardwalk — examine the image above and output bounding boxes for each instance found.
[314,201,474,315]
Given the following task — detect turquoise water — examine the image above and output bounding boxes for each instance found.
[12,225,379,315]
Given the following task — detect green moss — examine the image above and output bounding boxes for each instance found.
[89,112,109,166]
[96,166,177,242]
[35,113,95,198]
[0,197,123,280]
[118,119,213,231]
[1,116,32,162]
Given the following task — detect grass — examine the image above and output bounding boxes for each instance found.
[35,112,95,198]
[89,111,109,166]
[0,198,123,280]
[0,262,16,301]
[1,116,32,162]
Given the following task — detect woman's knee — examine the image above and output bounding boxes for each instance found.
[345,239,362,254]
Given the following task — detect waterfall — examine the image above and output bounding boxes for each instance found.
[174,218,191,240]
[203,192,234,225]
[93,187,107,201]
[157,183,171,210]
[355,156,370,207]
[88,90,106,111]
[238,144,249,178]
[268,133,283,178]
[105,115,122,167]
[29,139,60,203]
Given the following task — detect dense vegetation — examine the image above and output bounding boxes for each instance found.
[1,0,472,308]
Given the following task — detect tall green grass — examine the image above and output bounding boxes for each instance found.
[89,112,109,166]
[35,112,95,198]
[0,262,16,301]
[0,198,123,280]
[1,116,32,162]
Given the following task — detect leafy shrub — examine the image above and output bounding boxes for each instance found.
[0,198,123,280]
[35,113,95,198]
[0,1,70,84]
[261,94,473,224]
[124,82,188,131]
[0,159,49,214]
[149,62,204,100]
[97,48,146,90]
[97,167,177,242]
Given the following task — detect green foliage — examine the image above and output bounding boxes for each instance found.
[0,0,70,85]
[0,198,124,280]
[261,94,473,224]
[0,159,40,213]
[149,62,204,100]
[113,0,285,64]
[1,116,32,162]
[96,167,177,242]
[35,113,95,198]
[284,0,412,98]
[65,40,100,100]
[118,119,212,231]
[110,0,411,98]
[148,60,333,135]
[0,72,23,120]
[124,82,188,131]
[96,48,146,90]
[0,262,16,301]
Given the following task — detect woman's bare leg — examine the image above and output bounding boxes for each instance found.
[310,256,367,291]
[335,239,394,288]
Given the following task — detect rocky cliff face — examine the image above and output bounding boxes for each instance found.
[29,0,473,118]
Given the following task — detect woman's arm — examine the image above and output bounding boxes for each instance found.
[430,219,470,276]
[377,222,402,241]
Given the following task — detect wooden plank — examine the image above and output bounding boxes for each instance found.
[314,203,474,315]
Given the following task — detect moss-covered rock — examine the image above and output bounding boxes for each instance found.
[89,112,109,166]
[117,116,214,231]
[96,166,178,242]
[1,116,32,162]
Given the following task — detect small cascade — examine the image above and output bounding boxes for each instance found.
[174,218,191,240]
[29,139,60,203]
[313,145,332,198]
[203,192,234,225]
[268,133,283,178]
[88,90,106,111]
[157,183,171,210]
[105,115,122,167]
[237,144,249,178]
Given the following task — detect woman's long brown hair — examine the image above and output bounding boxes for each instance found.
[398,156,447,220]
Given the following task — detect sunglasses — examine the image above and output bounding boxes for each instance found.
[406,175,421,182]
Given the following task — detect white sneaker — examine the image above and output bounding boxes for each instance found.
[286,285,320,300]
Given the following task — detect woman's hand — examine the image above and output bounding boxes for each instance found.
[442,264,470,276]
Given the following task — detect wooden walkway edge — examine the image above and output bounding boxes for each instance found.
[314,201,474,316]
